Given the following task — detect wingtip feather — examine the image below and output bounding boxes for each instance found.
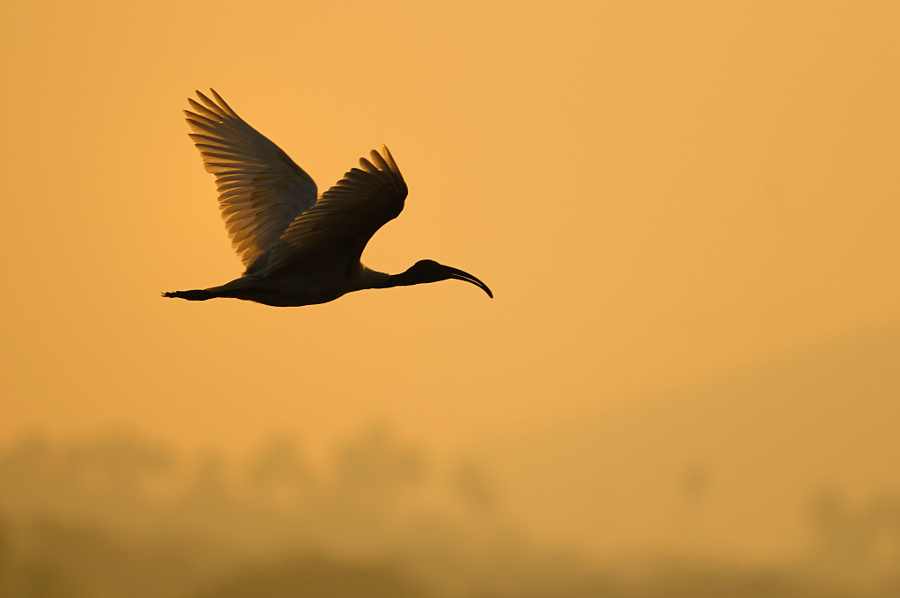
[369,149,389,172]
[358,157,378,173]
[209,88,240,119]
[381,145,400,172]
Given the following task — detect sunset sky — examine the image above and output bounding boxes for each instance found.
[1,1,898,465]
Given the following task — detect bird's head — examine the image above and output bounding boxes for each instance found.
[401,259,493,298]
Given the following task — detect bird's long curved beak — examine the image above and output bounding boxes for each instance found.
[447,267,493,298]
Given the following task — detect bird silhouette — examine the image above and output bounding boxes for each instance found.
[164,90,492,307]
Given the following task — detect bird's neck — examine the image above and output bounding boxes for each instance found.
[355,266,393,291]
[358,265,431,291]
[381,266,429,289]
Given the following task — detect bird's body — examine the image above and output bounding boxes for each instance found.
[175,264,388,307]
[165,90,491,307]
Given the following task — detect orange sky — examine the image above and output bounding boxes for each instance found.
[1,1,898,462]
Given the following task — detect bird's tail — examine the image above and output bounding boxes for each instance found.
[162,289,216,301]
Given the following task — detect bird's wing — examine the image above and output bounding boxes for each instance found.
[184,89,318,270]
[265,146,408,274]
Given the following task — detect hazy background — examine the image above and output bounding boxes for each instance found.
[1,1,899,596]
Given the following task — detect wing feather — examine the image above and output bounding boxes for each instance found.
[266,146,407,274]
[184,90,317,270]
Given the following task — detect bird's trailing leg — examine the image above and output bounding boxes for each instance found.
[163,289,215,301]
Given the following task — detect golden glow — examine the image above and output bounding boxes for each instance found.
[1,1,899,594]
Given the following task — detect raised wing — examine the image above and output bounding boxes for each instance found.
[266,146,408,274]
[185,90,318,270]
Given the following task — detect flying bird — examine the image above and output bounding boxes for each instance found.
[164,90,492,307]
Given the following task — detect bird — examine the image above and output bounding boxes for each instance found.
[164,90,492,307]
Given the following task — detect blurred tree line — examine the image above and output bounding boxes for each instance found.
[0,430,899,598]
